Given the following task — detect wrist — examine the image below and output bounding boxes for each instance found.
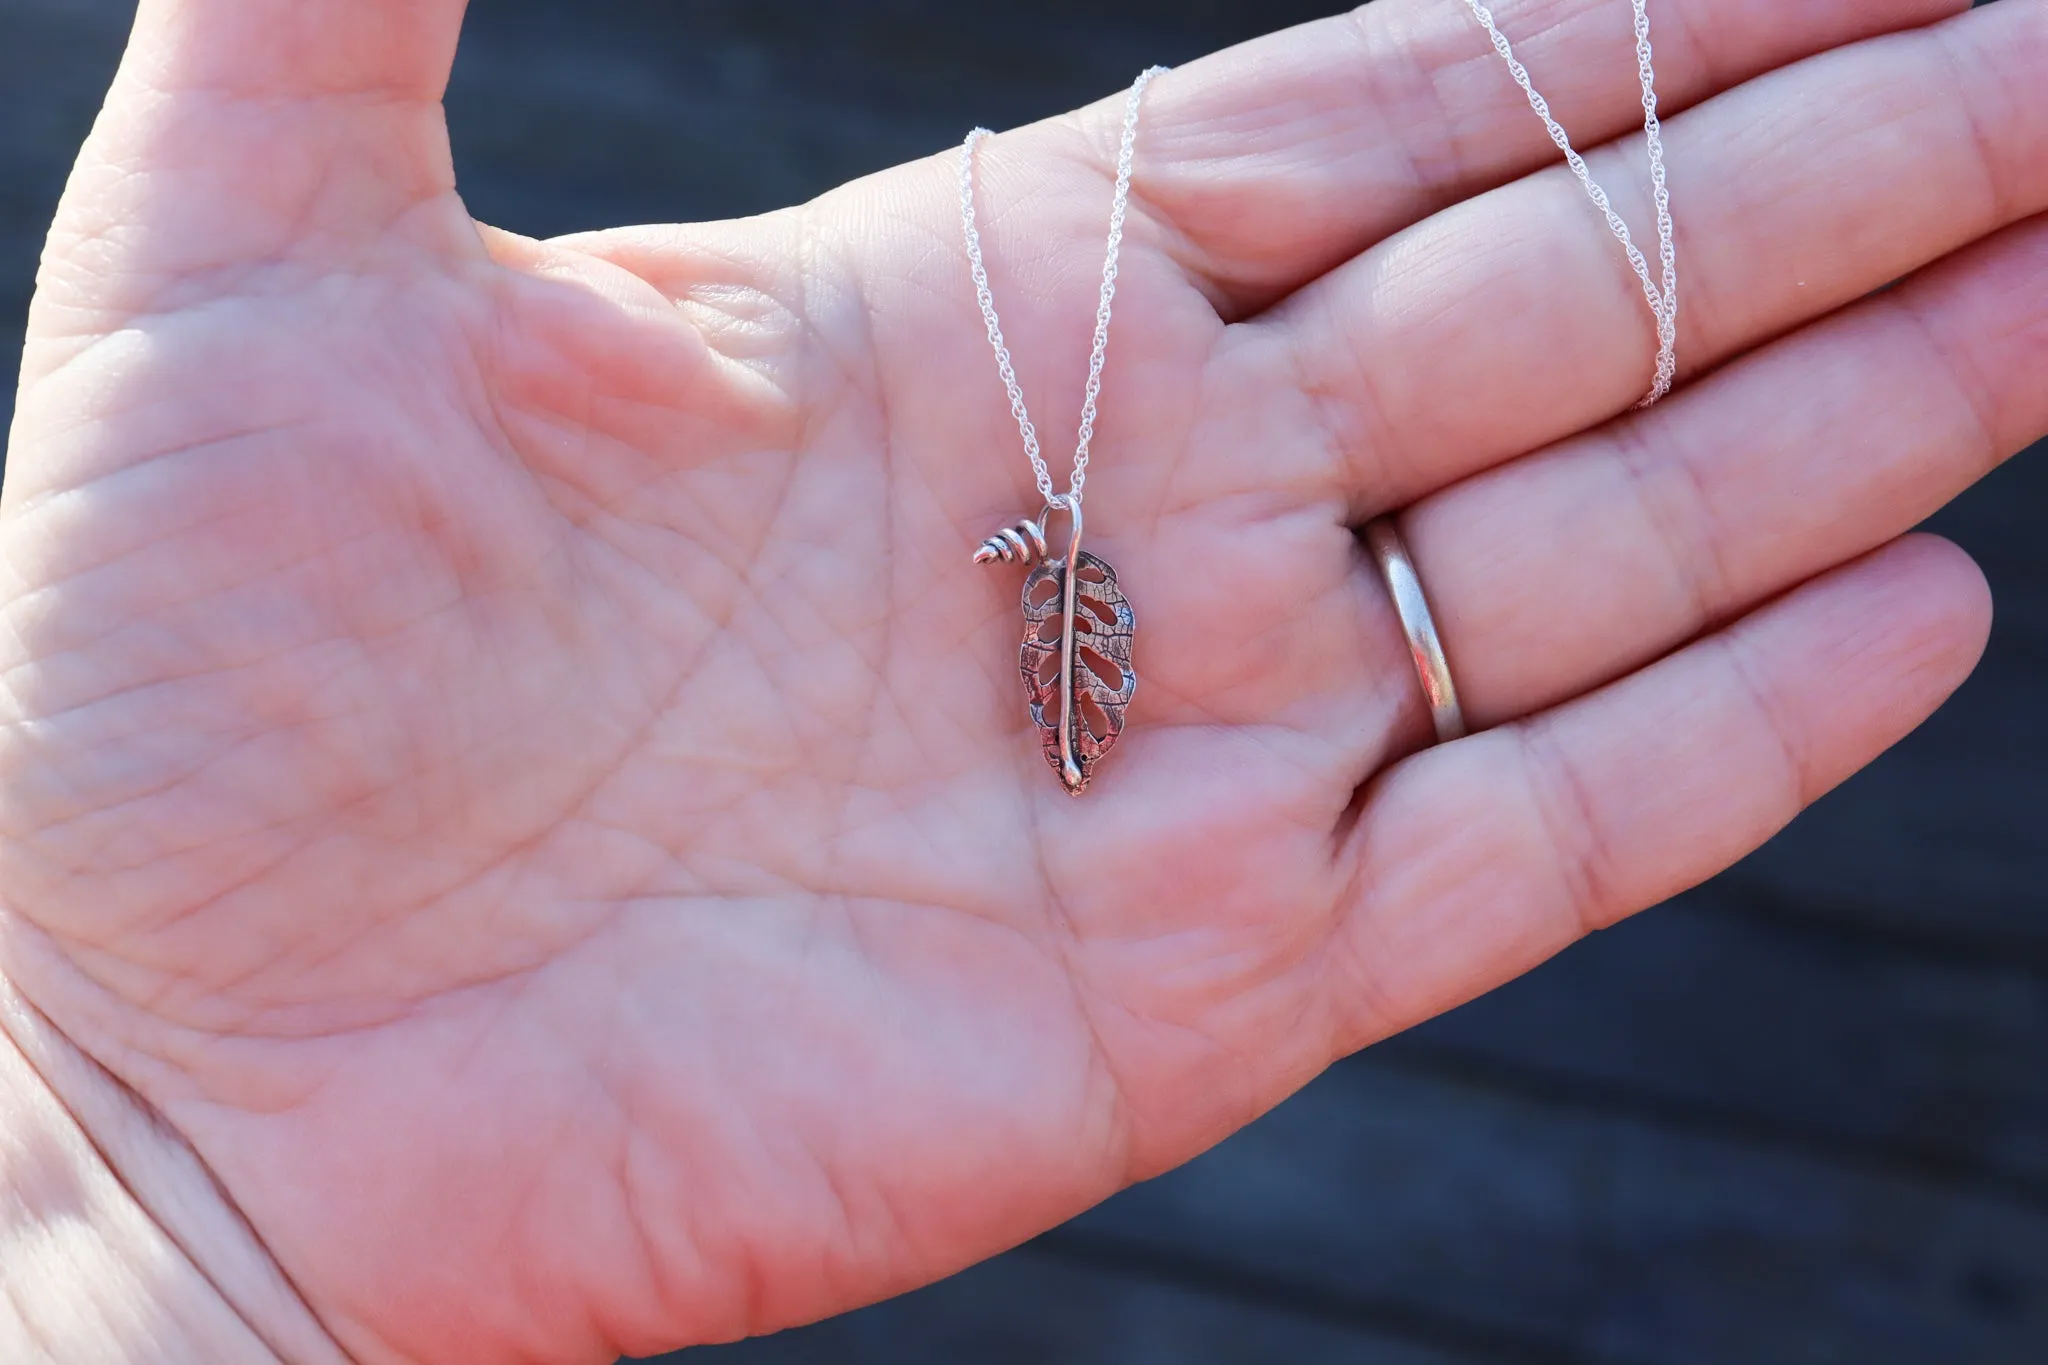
[0,978,353,1364]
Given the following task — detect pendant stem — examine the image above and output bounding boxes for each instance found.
[1053,496,1086,795]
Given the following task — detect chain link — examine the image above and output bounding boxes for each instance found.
[961,5,1676,488]
[1463,0,1678,405]
[960,66,1168,508]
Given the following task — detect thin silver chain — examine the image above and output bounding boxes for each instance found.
[1463,0,1678,405]
[960,66,1168,508]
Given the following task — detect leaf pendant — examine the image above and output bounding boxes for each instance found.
[1020,550,1136,794]
[975,500,1136,794]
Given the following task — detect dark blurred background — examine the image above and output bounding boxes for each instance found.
[3,2,2044,1362]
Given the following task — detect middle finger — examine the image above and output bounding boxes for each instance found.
[1209,0,2048,519]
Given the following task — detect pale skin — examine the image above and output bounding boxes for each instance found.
[1,0,2045,1359]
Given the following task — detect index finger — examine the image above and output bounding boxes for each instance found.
[1123,0,1966,315]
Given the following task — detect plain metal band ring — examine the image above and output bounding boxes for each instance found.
[1364,518,1469,745]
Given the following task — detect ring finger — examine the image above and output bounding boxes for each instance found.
[1383,209,2048,738]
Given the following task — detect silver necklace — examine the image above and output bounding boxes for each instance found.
[1463,0,1678,404]
[961,66,1165,796]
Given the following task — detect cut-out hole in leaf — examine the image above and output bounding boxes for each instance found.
[1078,646,1124,693]
[1079,694,1112,741]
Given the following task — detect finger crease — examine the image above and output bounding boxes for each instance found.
[1519,716,1620,939]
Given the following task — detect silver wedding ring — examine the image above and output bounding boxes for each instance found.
[1364,518,1468,745]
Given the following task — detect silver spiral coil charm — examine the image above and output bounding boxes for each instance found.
[973,507,1054,567]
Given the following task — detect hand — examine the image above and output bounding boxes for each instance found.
[3,0,2043,1359]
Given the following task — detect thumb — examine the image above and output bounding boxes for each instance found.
[36,0,480,330]
[129,0,470,104]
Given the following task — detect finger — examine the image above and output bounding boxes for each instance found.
[1396,210,2048,730]
[1326,534,1990,1048]
[127,0,469,102]
[568,0,1962,320]
[1127,0,1965,314]
[1227,0,2048,516]
[44,0,479,312]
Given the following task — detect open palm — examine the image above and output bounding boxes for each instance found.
[4,0,2046,1360]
